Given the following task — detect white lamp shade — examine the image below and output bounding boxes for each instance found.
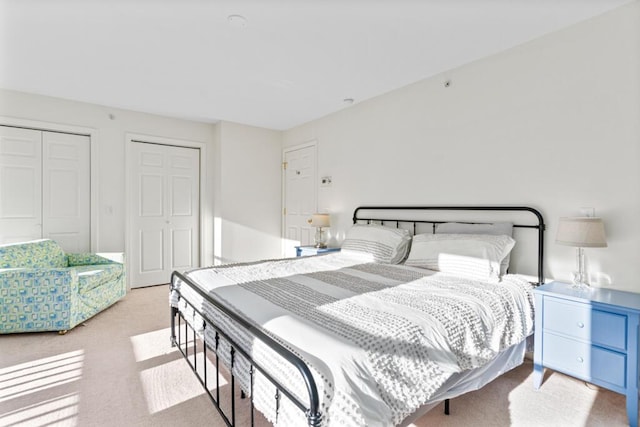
[556,217,607,248]
[309,213,330,228]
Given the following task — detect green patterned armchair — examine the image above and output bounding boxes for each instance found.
[0,239,126,334]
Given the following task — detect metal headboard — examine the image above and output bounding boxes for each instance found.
[352,205,546,285]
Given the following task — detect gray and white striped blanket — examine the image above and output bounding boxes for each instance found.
[171,252,534,427]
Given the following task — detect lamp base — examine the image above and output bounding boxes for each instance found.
[570,248,590,290]
[570,281,590,290]
[314,227,327,249]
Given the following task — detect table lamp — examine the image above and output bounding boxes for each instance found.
[308,213,330,248]
[555,217,607,288]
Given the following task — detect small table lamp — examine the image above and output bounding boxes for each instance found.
[555,217,607,288]
[308,213,330,248]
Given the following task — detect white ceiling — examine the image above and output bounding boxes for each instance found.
[0,0,634,130]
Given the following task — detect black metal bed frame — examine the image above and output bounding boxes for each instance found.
[169,205,545,427]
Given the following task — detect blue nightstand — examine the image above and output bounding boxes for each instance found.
[533,282,640,427]
[295,246,341,257]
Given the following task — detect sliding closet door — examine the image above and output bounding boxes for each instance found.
[42,132,91,252]
[0,126,90,251]
[129,142,200,287]
[0,126,43,243]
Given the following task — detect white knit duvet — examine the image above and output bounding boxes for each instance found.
[171,252,534,427]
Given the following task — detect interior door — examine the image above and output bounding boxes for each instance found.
[42,131,91,252]
[129,142,200,287]
[0,126,43,244]
[283,144,316,257]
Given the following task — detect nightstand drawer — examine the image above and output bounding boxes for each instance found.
[543,298,627,351]
[543,333,626,388]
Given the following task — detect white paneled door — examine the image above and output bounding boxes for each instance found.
[0,126,90,251]
[42,132,91,252]
[129,142,200,287]
[283,144,316,257]
[0,127,42,244]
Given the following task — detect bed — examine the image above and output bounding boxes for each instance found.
[170,206,545,427]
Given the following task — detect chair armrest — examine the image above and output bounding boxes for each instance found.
[66,253,123,267]
[0,268,78,291]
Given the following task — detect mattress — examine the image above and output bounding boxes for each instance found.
[171,252,535,427]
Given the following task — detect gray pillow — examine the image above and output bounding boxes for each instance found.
[341,224,412,264]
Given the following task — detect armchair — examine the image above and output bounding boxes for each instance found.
[0,239,126,334]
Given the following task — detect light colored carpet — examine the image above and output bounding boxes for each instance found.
[0,285,630,427]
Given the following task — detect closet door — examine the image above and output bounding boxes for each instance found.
[0,126,90,251]
[129,142,200,287]
[42,132,91,252]
[0,126,43,243]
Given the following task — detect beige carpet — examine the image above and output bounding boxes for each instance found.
[0,285,630,427]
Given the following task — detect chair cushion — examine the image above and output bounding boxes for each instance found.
[0,239,67,269]
[75,264,124,294]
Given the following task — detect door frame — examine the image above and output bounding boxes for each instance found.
[125,133,207,288]
[0,116,98,251]
[281,140,317,257]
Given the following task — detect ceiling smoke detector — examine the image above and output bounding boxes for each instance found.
[343,98,354,105]
[227,14,248,29]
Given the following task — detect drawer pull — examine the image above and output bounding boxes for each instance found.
[577,356,584,363]
[576,322,585,328]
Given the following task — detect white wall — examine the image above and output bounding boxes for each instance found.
[214,121,283,263]
[283,3,640,292]
[0,89,216,265]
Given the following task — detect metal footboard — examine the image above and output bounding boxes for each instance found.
[170,271,322,427]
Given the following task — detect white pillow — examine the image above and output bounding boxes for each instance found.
[404,233,516,282]
[435,222,514,275]
[341,224,412,264]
